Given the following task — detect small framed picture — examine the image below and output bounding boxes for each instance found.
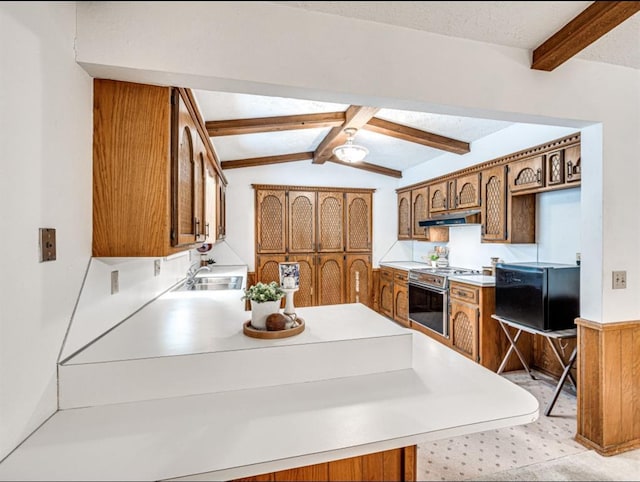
[279,262,300,289]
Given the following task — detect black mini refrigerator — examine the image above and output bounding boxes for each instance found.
[495,262,580,332]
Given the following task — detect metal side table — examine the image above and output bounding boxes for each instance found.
[491,314,577,416]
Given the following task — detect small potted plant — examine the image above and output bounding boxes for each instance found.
[429,253,439,268]
[242,281,285,330]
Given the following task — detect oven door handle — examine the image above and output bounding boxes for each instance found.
[408,282,447,293]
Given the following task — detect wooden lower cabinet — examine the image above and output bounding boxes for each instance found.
[393,270,409,327]
[256,254,372,309]
[450,299,479,361]
[448,281,532,372]
[379,267,394,319]
[377,267,410,327]
[233,445,416,482]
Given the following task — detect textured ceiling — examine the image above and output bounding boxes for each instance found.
[195,2,638,175]
[194,90,512,173]
[270,1,640,69]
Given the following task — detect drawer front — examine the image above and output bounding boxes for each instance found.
[449,282,479,304]
[380,267,394,281]
[394,269,408,284]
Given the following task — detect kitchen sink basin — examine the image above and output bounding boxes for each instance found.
[173,275,243,292]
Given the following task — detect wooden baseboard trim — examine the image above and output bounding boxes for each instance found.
[575,433,640,457]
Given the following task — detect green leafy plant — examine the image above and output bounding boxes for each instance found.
[242,281,285,303]
[430,253,439,261]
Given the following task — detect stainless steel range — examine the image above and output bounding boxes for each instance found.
[408,266,480,337]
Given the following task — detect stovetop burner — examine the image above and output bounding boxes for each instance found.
[408,266,481,289]
[411,266,481,276]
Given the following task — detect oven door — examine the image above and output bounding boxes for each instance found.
[408,282,449,338]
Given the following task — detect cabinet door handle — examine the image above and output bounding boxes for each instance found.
[205,222,210,238]
[537,168,542,183]
[195,218,200,238]
[567,161,573,179]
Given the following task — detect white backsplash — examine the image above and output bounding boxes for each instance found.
[59,254,191,363]
[387,188,581,270]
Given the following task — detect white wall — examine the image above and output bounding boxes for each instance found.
[0,3,93,460]
[224,161,399,271]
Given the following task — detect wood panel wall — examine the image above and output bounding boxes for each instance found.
[575,318,640,455]
[234,445,416,481]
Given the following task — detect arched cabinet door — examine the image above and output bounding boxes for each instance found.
[450,300,479,361]
[397,191,411,240]
[481,165,507,242]
[256,190,286,253]
[411,187,428,240]
[345,192,372,252]
[288,254,315,308]
[345,254,372,307]
[288,191,316,253]
[318,191,344,252]
[317,254,344,306]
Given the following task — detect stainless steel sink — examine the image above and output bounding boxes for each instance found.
[173,275,243,292]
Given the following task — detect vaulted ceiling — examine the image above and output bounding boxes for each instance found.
[193,1,640,178]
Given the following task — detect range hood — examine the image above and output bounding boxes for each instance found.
[418,209,482,227]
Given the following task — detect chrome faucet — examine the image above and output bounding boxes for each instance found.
[184,263,211,290]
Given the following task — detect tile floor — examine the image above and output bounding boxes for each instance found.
[417,370,640,481]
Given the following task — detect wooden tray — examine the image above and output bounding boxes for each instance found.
[243,318,305,339]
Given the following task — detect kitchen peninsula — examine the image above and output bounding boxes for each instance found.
[0,282,538,481]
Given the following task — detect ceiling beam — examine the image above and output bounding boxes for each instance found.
[206,112,345,136]
[221,152,313,170]
[363,117,470,155]
[532,1,640,71]
[313,105,380,164]
[327,158,402,178]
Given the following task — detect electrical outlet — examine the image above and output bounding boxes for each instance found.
[612,270,626,289]
[111,270,119,294]
[154,259,161,277]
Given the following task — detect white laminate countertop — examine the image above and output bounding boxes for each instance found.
[0,290,538,481]
[448,274,496,287]
[379,260,430,271]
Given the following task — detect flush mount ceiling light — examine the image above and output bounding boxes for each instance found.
[332,127,369,163]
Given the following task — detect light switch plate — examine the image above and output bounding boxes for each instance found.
[612,270,626,289]
[39,228,56,262]
[154,259,161,276]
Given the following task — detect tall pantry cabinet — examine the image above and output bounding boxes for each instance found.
[254,185,374,308]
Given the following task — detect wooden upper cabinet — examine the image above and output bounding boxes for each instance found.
[172,89,212,247]
[256,190,286,253]
[411,187,429,240]
[508,155,545,194]
[216,176,226,240]
[428,181,449,215]
[345,192,372,252]
[346,254,372,307]
[397,191,411,240]
[451,172,481,210]
[317,192,344,252]
[545,150,565,187]
[93,79,208,257]
[288,191,316,253]
[481,165,507,242]
[565,145,581,183]
[317,254,344,306]
[204,167,217,242]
